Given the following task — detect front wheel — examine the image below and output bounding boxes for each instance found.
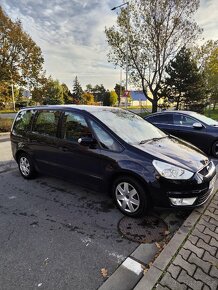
[18,153,36,179]
[112,176,148,217]
[211,141,218,158]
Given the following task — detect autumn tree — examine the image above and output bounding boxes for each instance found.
[105,0,202,112]
[205,46,218,109]
[194,41,218,109]
[0,7,44,88]
[82,92,95,105]
[110,91,118,106]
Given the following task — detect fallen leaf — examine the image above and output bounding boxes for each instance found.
[155,242,161,249]
[143,268,148,274]
[101,268,108,278]
[164,230,170,236]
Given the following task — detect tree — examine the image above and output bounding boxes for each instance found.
[194,41,218,109]
[0,7,44,88]
[32,77,64,105]
[72,76,83,103]
[103,91,111,106]
[114,83,125,105]
[105,0,202,112]
[82,92,95,104]
[61,83,72,104]
[110,91,118,106]
[91,84,107,103]
[162,47,207,112]
[205,47,218,109]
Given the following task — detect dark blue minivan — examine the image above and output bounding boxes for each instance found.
[11,105,216,217]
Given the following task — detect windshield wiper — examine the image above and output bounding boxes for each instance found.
[139,135,168,145]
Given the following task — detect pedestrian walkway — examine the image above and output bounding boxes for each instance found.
[134,190,218,290]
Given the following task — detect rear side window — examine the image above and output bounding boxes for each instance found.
[147,114,173,124]
[33,110,60,137]
[62,112,91,142]
[13,110,33,135]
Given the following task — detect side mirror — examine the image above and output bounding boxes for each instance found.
[78,136,96,146]
[193,122,203,129]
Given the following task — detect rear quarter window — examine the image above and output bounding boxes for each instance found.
[12,110,33,135]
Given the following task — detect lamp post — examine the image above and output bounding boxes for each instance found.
[111,2,129,108]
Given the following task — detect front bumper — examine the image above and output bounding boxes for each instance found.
[149,161,216,208]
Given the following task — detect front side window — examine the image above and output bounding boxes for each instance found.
[13,110,33,134]
[90,120,122,151]
[33,110,60,137]
[62,112,91,142]
[173,114,196,126]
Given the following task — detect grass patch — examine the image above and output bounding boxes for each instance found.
[0,118,13,132]
[204,109,218,120]
[0,110,17,114]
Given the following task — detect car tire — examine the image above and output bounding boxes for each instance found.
[211,141,218,158]
[112,176,148,217]
[18,153,36,179]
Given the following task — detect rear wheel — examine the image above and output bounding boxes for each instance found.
[112,176,148,217]
[18,153,36,179]
[211,141,218,158]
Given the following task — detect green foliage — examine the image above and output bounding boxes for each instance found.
[162,47,207,113]
[61,83,72,104]
[105,0,202,112]
[103,91,111,106]
[110,91,118,106]
[32,77,64,105]
[0,7,44,88]
[72,76,83,103]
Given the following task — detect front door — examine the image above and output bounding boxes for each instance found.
[57,111,103,188]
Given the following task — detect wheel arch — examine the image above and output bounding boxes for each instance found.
[107,170,153,204]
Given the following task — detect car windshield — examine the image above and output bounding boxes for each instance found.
[91,108,166,144]
[190,112,218,126]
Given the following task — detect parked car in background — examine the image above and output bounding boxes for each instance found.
[145,111,218,157]
[11,106,216,217]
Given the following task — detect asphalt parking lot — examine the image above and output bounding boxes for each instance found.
[0,136,217,290]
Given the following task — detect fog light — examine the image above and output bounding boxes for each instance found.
[169,197,197,206]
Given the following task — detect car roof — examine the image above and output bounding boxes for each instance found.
[19,104,124,113]
[145,110,198,117]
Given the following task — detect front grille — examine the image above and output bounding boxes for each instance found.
[198,162,213,177]
[194,189,211,205]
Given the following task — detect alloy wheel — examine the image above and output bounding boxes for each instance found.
[115,182,140,213]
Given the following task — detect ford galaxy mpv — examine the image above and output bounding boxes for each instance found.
[11,105,216,217]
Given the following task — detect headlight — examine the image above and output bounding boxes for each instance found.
[153,160,194,180]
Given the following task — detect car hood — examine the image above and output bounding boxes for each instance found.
[133,136,209,172]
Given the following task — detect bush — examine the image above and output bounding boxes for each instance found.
[0,118,13,132]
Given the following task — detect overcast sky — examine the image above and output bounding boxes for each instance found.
[1,0,218,90]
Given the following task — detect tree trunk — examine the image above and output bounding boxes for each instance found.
[152,98,158,113]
